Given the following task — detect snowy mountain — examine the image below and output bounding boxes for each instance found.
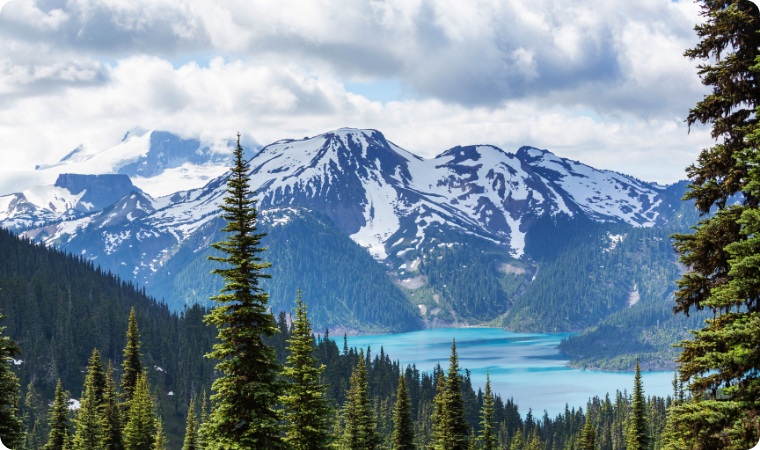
[11,128,686,292]
[31,129,246,197]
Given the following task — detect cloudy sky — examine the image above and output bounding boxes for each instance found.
[0,0,714,195]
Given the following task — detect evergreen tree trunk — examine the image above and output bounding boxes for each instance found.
[203,134,284,449]
[280,291,333,450]
[391,375,415,450]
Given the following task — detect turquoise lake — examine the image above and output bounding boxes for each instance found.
[341,328,675,417]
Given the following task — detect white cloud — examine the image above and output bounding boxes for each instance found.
[0,0,715,194]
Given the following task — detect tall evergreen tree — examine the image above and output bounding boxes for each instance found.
[0,309,23,449]
[430,371,448,450]
[626,358,649,450]
[122,374,155,450]
[391,374,415,450]
[280,291,333,450]
[579,414,595,450]
[342,349,379,450]
[152,419,167,450]
[45,380,69,450]
[669,0,760,448]
[196,391,208,450]
[203,133,284,449]
[121,308,143,404]
[72,350,107,450]
[444,340,469,450]
[479,371,496,450]
[182,397,197,450]
[102,362,124,450]
[87,350,107,407]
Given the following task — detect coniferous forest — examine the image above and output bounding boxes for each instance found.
[0,1,759,449]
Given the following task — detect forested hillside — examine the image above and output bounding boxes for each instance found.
[0,228,216,445]
[149,207,420,333]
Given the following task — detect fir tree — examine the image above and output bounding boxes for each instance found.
[102,362,124,450]
[444,340,469,450]
[0,309,23,449]
[479,370,496,450]
[203,133,284,449]
[122,374,155,450]
[182,396,197,450]
[87,349,107,407]
[669,0,760,448]
[152,419,167,450]
[280,291,333,450]
[430,372,448,450]
[121,308,143,404]
[510,428,524,450]
[45,380,70,450]
[626,358,648,450]
[391,374,415,450]
[72,350,107,450]
[579,414,595,450]
[196,391,208,450]
[342,349,379,450]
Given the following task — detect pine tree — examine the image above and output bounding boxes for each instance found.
[342,349,379,450]
[444,340,469,450]
[196,391,208,450]
[182,396,197,450]
[668,1,760,448]
[579,414,595,450]
[391,374,415,450]
[626,358,648,450]
[45,380,70,450]
[72,350,107,450]
[122,374,155,450]
[430,371,448,450]
[152,419,167,450]
[102,362,124,450]
[479,370,496,450]
[280,291,333,450]
[121,308,143,404]
[0,309,23,449]
[510,428,525,450]
[203,133,284,449]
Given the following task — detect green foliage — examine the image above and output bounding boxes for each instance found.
[391,375,415,450]
[121,309,143,404]
[626,359,649,450]
[151,207,420,333]
[123,374,155,450]
[0,308,23,448]
[45,380,69,450]
[665,1,760,448]
[203,136,284,449]
[478,371,496,450]
[72,350,107,450]
[102,363,124,450]
[341,349,379,450]
[153,419,167,450]
[507,214,684,333]
[181,397,196,450]
[418,246,516,322]
[280,291,333,450]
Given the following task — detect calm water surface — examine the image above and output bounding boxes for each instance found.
[340,328,675,417]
